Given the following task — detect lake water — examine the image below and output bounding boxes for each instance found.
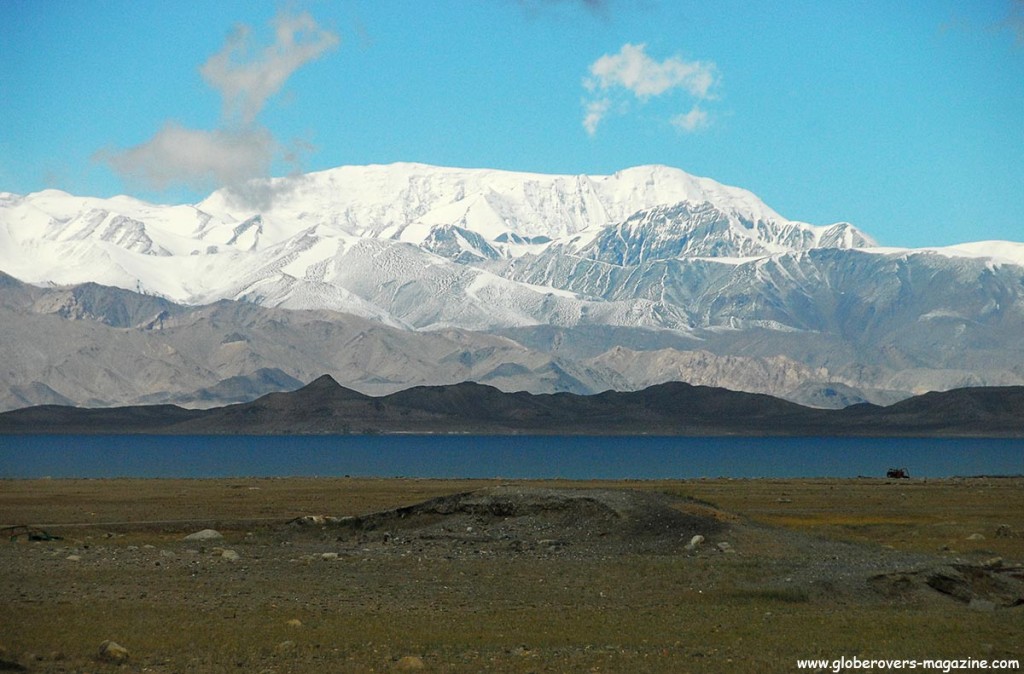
[1,434,1022,479]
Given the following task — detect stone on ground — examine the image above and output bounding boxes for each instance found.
[395,655,425,670]
[184,529,224,541]
[97,640,129,663]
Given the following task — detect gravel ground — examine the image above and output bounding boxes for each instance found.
[1,484,1022,672]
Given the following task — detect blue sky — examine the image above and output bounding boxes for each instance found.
[1,0,1021,247]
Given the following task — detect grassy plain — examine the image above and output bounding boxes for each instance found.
[1,476,1022,672]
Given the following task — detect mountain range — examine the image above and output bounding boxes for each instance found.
[3,375,1022,437]
[2,162,1024,412]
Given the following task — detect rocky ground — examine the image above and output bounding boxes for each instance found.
[1,479,1022,672]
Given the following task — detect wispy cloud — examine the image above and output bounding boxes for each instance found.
[670,105,709,132]
[583,98,611,136]
[586,43,715,98]
[99,12,338,208]
[100,124,276,193]
[582,42,718,135]
[200,12,339,125]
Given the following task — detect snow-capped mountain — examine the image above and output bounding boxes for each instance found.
[0,163,876,324]
[2,162,1024,410]
[196,162,790,243]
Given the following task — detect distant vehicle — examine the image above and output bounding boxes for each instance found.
[886,467,910,479]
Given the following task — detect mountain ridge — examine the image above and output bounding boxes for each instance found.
[2,375,1022,437]
[0,162,876,313]
[1,268,1021,413]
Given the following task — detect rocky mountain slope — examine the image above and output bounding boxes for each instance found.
[1,163,1023,411]
[0,271,609,411]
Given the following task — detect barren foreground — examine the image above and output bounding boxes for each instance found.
[1,477,1022,672]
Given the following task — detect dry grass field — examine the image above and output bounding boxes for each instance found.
[1,476,1022,672]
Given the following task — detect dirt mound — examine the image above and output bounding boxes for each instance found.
[307,487,728,555]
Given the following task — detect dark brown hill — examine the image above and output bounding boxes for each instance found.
[1,375,1022,436]
[0,403,204,433]
[842,386,1024,435]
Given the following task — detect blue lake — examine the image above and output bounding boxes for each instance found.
[1,434,1022,479]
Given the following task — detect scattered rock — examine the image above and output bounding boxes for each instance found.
[210,547,240,561]
[65,554,81,562]
[966,533,985,541]
[716,542,735,554]
[685,535,705,551]
[286,619,303,628]
[184,529,223,541]
[97,640,129,663]
[321,552,339,560]
[288,515,351,526]
[395,655,425,670]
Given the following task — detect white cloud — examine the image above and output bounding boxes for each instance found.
[671,105,709,133]
[101,12,338,207]
[200,12,339,125]
[582,42,718,135]
[586,43,716,99]
[583,98,611,136]
[102,124,276,193]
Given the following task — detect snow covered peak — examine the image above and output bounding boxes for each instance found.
[196,162,793,248]
[599,165,784,224]
[0,161,946,331]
